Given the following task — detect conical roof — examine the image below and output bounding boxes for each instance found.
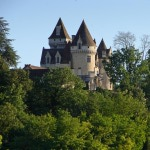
[97,38,111,58]
[72,20,96,46]
[49,18,71,39]
[97,38,107,51]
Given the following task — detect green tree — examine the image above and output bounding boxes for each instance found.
[0,135,2,148]
[0,103,23,135]
[0,102,24,149]
[0,17,19,67]
[9,113,56,150]
[0,69,32,111]
[89,112,147,150]
[57,89,88,116]
[51,110,104,150]
[104,47,148,99]
[26,68,85,115]
[142,49,150,109]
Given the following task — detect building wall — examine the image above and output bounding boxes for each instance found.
[49,38,71,48]
[41,63,71,68]
[98,59,113,90]
[71,46,97,75]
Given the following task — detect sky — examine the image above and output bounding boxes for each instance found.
[1,0,150,68]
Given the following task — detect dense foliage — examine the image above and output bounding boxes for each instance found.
[0,18,150,149]
[0,17,19,67]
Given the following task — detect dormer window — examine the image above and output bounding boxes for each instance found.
[56,25,61,35]
[78,43,81,49]
[45,52,51,64]
[102,51,106,57]
[47,57,50,64]
[56,57,60,63]
[55,51,61,64]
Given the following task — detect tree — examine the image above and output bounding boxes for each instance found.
[114,31,136,49]
[0,69,32,112]
[26,68,85,115]
[0,17,19,67]
[89,91,148,150]
[8,112,56,150]
[0,135,2,148]
[0,103,23,135]
[104,46,148,99]
[57,89,88,116]
[140,34,150,60]
[142,49,150,109]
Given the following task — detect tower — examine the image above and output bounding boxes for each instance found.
[48,18,71,49]
[40,18,71,68]
[97,39,112,90]
[71,20,99,83]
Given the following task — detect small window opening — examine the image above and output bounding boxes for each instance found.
[78,43,81,49]
[46,57,50,64]
[87,56,91,63]
[102,51,106,57]
[56,57,60,63]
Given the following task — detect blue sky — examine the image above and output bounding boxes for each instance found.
[1,0,150,68]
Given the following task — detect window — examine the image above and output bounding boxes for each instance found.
[102,51,106,57]
[87,56,91,63]
[56,25,61,35]
[78,43,81,49]
[56,57,60,63]
[47,57,50,64]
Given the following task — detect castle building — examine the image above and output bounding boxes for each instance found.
[40,18,112,90]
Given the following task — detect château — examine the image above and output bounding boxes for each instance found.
[24,18,112,90]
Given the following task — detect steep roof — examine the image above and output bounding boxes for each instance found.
[97,38,107,50]
[72,20,96,46]
[97,39,111,58]
[49,18,71,39]
[40,42,71,65]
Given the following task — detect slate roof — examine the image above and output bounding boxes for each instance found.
[97,38,107,50]
[97,39,111,58]
[40,42,71,65]
[49,18,71,39]
[72,20,96,46]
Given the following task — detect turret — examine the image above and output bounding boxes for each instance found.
[97,38,112,90]
[71,20,98,77]
[48,18,71,49]
[97,38,111,59]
